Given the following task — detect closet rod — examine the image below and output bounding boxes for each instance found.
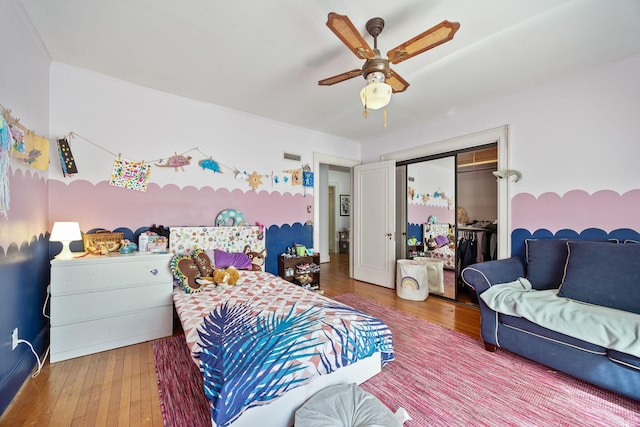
[456,165,496,173]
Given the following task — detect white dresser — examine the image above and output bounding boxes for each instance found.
[50,253,174,363]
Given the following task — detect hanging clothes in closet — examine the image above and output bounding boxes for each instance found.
[458,223,497,269]
[457,224,497,303]
[457,233,477,273]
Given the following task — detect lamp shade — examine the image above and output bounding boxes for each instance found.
[360,81,392,110]
[50,222,82,260]
[50,222,82,242]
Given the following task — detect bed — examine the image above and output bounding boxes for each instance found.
[423,223,456,270]
[169,226,395,427]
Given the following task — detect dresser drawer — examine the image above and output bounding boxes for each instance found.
[49,252,175,363]
[51,253,173,295]
[50,305,173,363]
[51,281,172,326]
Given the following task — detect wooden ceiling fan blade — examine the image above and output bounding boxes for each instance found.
[387,20,460,64]
[318,69,362,86]
[387,69,410,93]
[326,12,375,60]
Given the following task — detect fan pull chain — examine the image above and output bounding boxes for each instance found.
[363,106,369,119]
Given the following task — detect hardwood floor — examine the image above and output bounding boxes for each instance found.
[0,253,480,426]
[320,253,481,339]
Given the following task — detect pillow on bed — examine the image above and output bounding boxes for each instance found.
[435,235,449,248]
[558,241,640,314]
[213,249,253,270]
[192,249,215,276]
[170,254,205,293]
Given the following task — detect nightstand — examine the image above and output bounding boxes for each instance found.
[50,253,174,363]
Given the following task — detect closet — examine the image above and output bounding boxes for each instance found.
[401,144,498,304]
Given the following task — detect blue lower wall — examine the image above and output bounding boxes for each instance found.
[264,223,313,274]
[407,223,423,244]
[0,235,51,415]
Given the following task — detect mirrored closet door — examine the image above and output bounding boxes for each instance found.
[405,156,457,299]
[400,144,498,304]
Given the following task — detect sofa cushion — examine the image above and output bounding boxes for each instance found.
[558,241,640,314]
[525,239,572,290]
[499,313,607,354]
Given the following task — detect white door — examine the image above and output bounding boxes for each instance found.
[352,160,396,288]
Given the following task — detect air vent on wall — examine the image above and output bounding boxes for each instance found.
[283,152,302,162]
[408,176,415,182]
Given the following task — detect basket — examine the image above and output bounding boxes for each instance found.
[83,231,124,254]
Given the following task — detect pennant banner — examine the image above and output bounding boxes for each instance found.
[58,138,78,176]
[14,132,50,170]
[109,157,151,192]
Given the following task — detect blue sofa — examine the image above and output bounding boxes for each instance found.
[461,238,640,401]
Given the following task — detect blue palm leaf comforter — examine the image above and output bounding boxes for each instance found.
[173,270,394,427]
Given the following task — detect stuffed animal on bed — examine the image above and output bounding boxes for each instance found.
[211,267,241,286]
[244,245,266,271]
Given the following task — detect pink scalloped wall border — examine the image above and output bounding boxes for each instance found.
[49,179,313,231]
[407,204,455,225]
[512,189,640,233]
[0,167,49,250]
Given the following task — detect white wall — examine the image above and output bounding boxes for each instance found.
[1,0,50,136]
[407,159,455,202]
[363,54,640,198]
[48,63,361,192]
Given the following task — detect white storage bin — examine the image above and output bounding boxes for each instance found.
[413,257,445,294]
[396,259,429,301]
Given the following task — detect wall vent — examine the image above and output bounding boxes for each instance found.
[283,152,302,162]
[408,176,415,182]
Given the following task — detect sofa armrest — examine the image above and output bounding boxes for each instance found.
[461,257,526,294]
[461,257,526,349]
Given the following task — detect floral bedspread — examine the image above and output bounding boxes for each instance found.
[173,271,394,427]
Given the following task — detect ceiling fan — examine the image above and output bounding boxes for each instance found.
[318,12,460,115]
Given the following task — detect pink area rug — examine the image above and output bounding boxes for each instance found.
[339,294,640,426]
[154,294,640,427]
[153,335,210,427]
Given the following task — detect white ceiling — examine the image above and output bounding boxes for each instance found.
[19,0,640,142]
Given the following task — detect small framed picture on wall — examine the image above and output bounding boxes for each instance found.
[340,194,350,216]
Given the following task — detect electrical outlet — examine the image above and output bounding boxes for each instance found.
[12,328,18,350]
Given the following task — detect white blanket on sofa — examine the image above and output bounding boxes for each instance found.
[480,278,640,358]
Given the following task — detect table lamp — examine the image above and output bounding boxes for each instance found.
[50,221,82,260]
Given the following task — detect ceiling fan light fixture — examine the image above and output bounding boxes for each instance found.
[360,72,392,110]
